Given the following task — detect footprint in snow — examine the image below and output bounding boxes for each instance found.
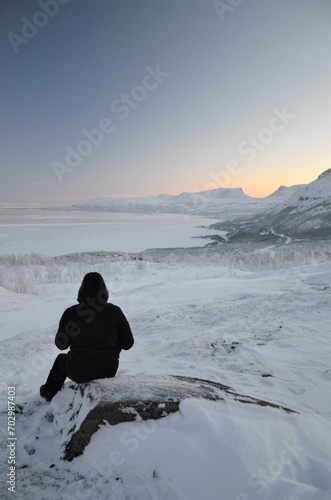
[288,385,305,395]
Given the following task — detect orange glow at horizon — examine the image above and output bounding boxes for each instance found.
[171,165,328,199]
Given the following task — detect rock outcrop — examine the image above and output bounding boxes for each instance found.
[47,375,298,461]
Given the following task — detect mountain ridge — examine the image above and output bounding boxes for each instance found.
[71,183,307,217]
[211,169,331,241]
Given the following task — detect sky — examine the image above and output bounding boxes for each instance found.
[0,0,329,204]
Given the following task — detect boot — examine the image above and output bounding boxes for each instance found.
[39,385,53,402]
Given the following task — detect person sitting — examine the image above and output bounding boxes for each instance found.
[40,272,134,401]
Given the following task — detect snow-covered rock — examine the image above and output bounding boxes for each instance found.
[21,375,298,463]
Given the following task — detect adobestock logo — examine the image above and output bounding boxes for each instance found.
[236,437,304,499]
[213,0,244,22]
[237,106,296,162]
[181,104,296,225]
[62,419,158,499]
[52,65,169,183]
[7,0,71,54]
[52,118,115,183]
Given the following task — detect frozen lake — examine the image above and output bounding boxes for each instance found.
[0,209,219,256]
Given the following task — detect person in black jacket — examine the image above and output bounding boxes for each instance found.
[40,272,134,402]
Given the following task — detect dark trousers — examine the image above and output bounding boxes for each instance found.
[44,354,68,398]
[44,353,118,398]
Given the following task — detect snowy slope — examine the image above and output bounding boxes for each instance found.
[0,244,330,499]
[266,168,330,215]
[212,169,331,241]
[264,184,306,201]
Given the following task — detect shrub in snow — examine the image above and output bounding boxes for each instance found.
[0,242,329,294]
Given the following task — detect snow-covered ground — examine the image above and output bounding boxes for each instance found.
[0,212,330,499]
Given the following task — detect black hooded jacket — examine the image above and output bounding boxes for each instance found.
[54,301,134,383]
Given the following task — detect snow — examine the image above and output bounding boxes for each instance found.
[0,210,330,499]
[211,169,331,240]
[269,168,331,215]
[264,184,306,201]
[0,210,219,255]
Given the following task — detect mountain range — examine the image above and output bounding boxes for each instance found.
[71,169,330,241]
[210,169,331,242]
[72,183,306,218]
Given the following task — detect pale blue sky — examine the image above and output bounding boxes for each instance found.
[1,0,329,204]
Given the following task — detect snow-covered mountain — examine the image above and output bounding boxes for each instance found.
[212,169,331,241]
[72,187,252,214]
[71,185,304,217]
[264,184,306,201]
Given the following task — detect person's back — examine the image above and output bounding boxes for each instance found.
[56,301,133,383]
[40,272,134,401]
